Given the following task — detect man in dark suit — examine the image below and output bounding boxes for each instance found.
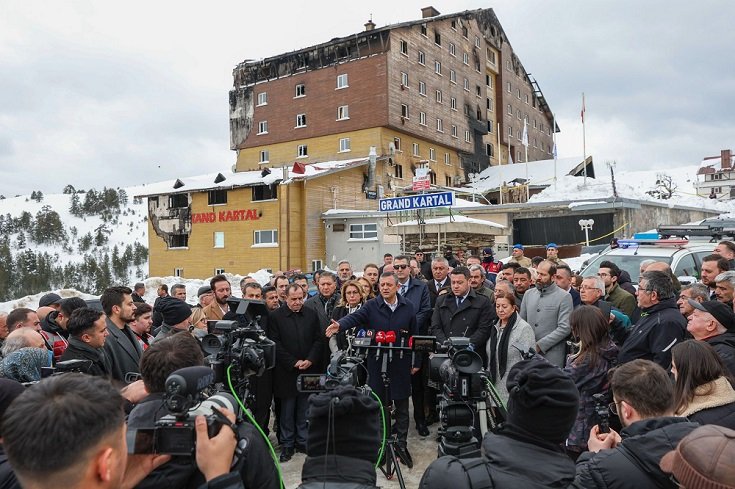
[101,286,143,384]
[394,255,432,436]
[326,272,420,467]
[427,257,451,307]
[431,267,494,346]
[270,284,324,463]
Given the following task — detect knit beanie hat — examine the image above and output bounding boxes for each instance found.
[306,385,381,463]
[660,424,735,489]
[158,296,192,326]
[506,356,579,444]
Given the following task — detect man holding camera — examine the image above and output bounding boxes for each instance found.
[326,272,420,467]
[2,373,246,489]
[127,333,279,489]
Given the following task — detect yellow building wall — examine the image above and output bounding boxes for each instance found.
[148,188,282,278]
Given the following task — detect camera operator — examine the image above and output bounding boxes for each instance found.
[58,307,112,377]
[419,356,580,488]
[2,373,245,489]
[326,272,420,467]
[128,333,279,489]
[571,359,700,488]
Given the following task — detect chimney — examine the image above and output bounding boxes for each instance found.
[364,19,375,31]
[421,6,440,18]
[722,149,732,170]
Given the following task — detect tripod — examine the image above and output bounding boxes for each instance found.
[377,350,407,489]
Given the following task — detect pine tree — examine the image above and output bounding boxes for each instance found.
[16,231,26,249]
[62,184,76,194]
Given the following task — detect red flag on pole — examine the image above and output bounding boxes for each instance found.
[581,93,586,123]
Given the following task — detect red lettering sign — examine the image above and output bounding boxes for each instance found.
[192,209,260,223]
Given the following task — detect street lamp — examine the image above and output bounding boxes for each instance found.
[579,219,595,247]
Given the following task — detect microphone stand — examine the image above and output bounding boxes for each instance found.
[377,342,407,489]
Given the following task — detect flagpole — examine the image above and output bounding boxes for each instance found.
[553,113,557,190]
[497,122,503,205]
[582,92,587,185]
[522,119,529,201]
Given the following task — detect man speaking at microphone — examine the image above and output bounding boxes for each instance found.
[326,272,420,467]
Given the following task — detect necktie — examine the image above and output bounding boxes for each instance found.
[400,284,407,296]
[456,297,463,307]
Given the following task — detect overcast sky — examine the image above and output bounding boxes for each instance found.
[1,1,732,197]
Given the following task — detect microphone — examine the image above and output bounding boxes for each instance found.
[375,331,385,360]
[385,331,396,363]
[164,366,214,416]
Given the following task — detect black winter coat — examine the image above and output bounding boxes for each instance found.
[419,425,575,489]
[689,401,735,430]
[427,278,450,307]
[270,304,324,399]
[431,290,494,345]
[400,278,432,333]
[617,297,686,370]
[103,317,143,383]
[706,332,735,378]
[336,295,419,400]
[59,338,111,377]
[572,417,699,489]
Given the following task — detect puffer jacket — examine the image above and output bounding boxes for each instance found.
[571,417,699,489]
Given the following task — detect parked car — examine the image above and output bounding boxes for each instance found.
[580,240,714,284]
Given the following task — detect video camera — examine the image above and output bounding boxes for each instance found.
[429,337,486,400]
[297,350,367,393]
[200,298,275,384]
[127,366,239,456]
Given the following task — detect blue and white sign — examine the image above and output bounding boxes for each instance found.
[378,191,455,212]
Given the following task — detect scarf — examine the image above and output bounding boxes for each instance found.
[489,312,518,384]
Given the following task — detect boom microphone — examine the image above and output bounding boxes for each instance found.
[164,366,215,416]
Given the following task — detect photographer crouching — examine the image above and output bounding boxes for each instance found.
[127,333,279,489]
[326,272,420,467]
[2,373,242,489]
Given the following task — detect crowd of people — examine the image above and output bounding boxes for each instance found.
[1,240,735,488]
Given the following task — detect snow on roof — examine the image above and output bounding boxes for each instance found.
[699,154,734,172]
[470,156,587,192]
[132,157,369,197]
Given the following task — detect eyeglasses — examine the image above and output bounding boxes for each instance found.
[608,400,625,415]
[394,264,409,269]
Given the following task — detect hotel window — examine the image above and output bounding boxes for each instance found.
[252,184,278,201]
[419,112,427,126]
[401,71,409,86]
[169,194,188,208]
[449,43,456,56]
[429,148,436,161]
[254,230,278,246]
[475,36,481,48]
[169,234,188,248]
[486,144,494,157]
[446,175,452,186]
[214,268,225,275]
[430,171,437,185]
[401,104,409,119]
[463,52,469,65]
[508,126,513,137]
[418,50,425,65]
[311,260,323,272]
[487,98,493,111]
[525,94,530,104]
[174,268,183,277]
[337,105,349,120]
[450,97,457,110]
[445,153,451,165]
[451,125,458,138]
[434,32,441,45]
[507,81,512,93]
[349,223,378,239]
[507,104,512,115]
[435,90,442,103]
[487,49,496,65]
[256,92,267,106]
[419,81,426,95]
[517,88,521,99]
[465,131,471,143]
[486,74,492,87]
[412,143,420,156]
[213,232,224,249]
[339,138,351,152]
[296,113,307,128]
[297,144,308,157]
[436,118,443,132]
[395,164,403,178]
[295,83,305,97]
[208,189,227,205]
[434,61,442,75]
[462,25,468,38]
[336,74,348,89]
[259,150,269,163]
[258,120,268,134]
[449,69,456,83]
[464,78,470,91]
[400,39,408,55]
[476,85,482,97]
[393,137,401,151]
[420,24,427,36]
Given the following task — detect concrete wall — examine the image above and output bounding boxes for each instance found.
[324,216,400,271]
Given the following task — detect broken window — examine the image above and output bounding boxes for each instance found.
[208,189,227,205]
[252,184,278,201]
[169,194,188,208]
[169,234,189,248]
